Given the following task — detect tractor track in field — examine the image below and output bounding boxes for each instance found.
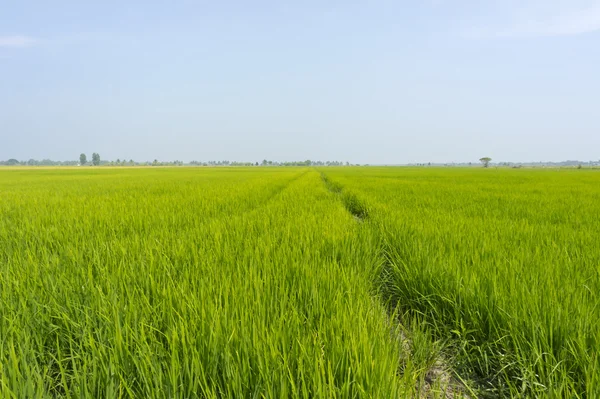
[319,171,476,398]
[320,172,369,222]
[379,254,476,399]
[190,169,310,226]
[238,169,310,218]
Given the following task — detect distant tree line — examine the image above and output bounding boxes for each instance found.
[4,155,600,168]
[1,156,358,167]
[0,158,79,166]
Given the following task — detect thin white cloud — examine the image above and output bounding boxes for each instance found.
[0,35,37,48]
[446,0,600,38]
[499,2,600,37]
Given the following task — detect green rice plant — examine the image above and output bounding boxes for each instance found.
[322,167,600,398]
[11,165,587,397]
[0,167,425,398]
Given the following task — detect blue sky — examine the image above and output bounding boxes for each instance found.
[1,0,599,164]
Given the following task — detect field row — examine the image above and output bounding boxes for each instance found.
[1,167,598,397]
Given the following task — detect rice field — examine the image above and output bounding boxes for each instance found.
[324,167,600,398]
[1,167,598,398]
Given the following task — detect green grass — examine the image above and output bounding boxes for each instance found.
[1,166,598,397]
[323,167,600,397]
[0,168,420,398]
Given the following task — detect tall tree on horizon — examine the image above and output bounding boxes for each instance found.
[479,157,492,168]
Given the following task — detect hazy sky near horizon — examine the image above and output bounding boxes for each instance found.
[1,1,599,164]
